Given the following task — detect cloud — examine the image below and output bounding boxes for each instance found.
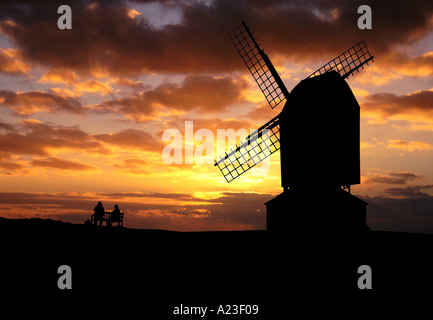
[384,184,433,198]
[93,129,162,151]
[38,69,78,85]
[112,158,150,175]
[73,80,113,96]
[387,139,433,151]
[387,171,423,181]
[0,48,31,74]
[387,51,433,78]
[363,89,433,121]
[0,120,165,174]
[0,90,84,115]
[97,74,249,121]
[354,51,433,87]
[365,171,423,185]
[366,175,408,185]
[113,77,147,91]
[0,120,110,156]
[0,161,24,170]
[97,192,198,200]
[122,158,147,166]
[2,0,433,76]
[32,157,96,171]
[144,75,248,111]
[163,117,253,135]
[127,8,142,19]
[0,121,15,132]
[39,69,113,97]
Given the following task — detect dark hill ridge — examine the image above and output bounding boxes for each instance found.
[1,216,433,317]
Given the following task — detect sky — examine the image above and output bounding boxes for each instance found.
[0,0,433,232]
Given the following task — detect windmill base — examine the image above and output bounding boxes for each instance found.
[265,188,368,234]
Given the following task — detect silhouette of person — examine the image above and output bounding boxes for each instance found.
[107,204,121,227]
[93,201,105,226]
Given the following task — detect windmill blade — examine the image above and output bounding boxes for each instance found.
[229,21,289,109]
[308,41,374,80]
[214,115,280,182]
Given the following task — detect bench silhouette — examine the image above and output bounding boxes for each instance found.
[91,211,124,227]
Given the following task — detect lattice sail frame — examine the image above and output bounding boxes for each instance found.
[214,116,280,182]
[229,22,288,109]
[308,41,374,79]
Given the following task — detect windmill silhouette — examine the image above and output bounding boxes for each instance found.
[215,22,373,233]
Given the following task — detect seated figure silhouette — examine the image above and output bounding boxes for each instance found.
[107,204,121,227]
[93,201,105,226]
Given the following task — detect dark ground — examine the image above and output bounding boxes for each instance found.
[1,217,432,317]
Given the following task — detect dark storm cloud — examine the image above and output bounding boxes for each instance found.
[1,0,433,75]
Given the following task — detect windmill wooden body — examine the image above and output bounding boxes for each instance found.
[215,22,373,233]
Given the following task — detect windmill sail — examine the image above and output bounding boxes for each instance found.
[217,20,375,184]
[229,22,289,109]
[308,41,374,79]
[214,115,281,182]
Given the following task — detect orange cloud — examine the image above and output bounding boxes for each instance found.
[355,67,403,86]
[365,171,422,185]
[97,75,249,121]
[113,158,150,175]
[38,69,78,85]
[387,139,433,151]
[73,80,113,96]
[0,48,31,74]
[0,161,24,170]
[50,87,82,98]
[39,69,113,97]
[388,51,433,78]
[93,129,162,152]
[32,157,96,171]
[0,90,84,115]
[113,77,147,90]
[355,50,433,87]
[0,120,110,156]
[127,8,142,19]
[362,89,433,122]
